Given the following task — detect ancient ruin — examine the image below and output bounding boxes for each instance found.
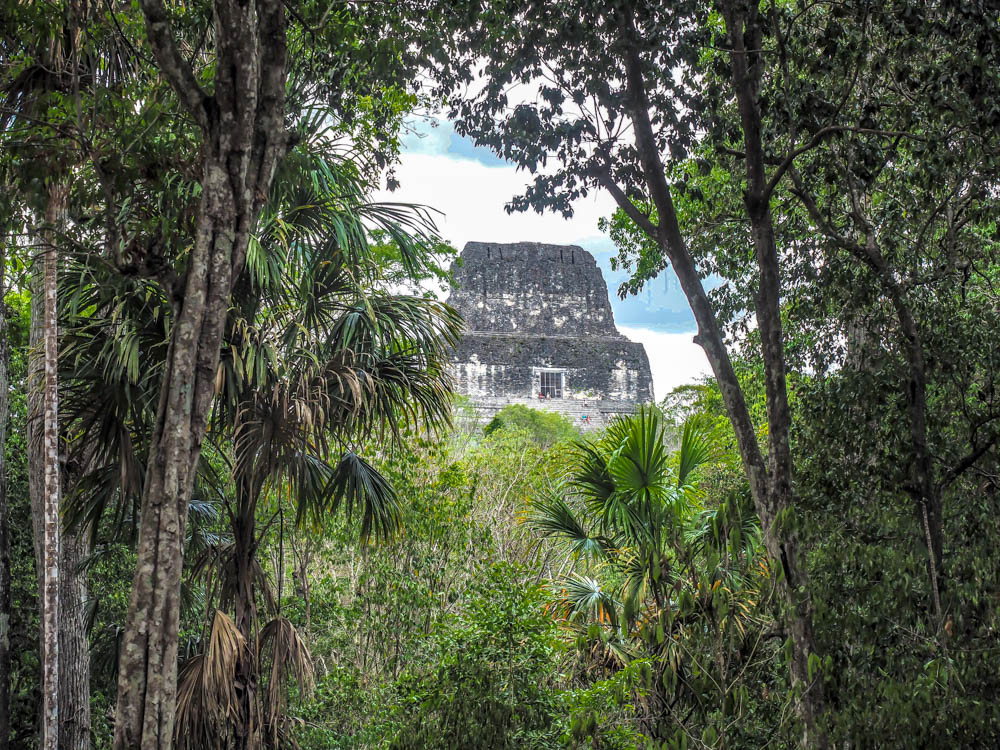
[446,241,654,429]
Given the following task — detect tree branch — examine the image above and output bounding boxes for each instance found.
[137,0,211,129]
[787,167,864,253]
[766,126,926,202]
[942,430,999,489]
[595,170,658,238]
[250,0,289,209]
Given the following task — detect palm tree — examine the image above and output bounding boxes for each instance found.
[58,118,461,749]
[531,409,768,741]
[173,130,460,749]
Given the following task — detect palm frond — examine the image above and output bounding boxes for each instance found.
[607,407,669,502]
[676,414,723,488]
[571,441,617,515]
[554,573,621,631]
[529,494,607,560]
[258,617,314,747]
[175,610,253,750]
[297,451,400,543]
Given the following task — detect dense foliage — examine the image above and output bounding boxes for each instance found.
[2,0,1000,749]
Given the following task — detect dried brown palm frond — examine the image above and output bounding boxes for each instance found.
[176,610,257,750]
[258,617,314,748]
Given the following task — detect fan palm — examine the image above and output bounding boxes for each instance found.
[174,135,460,749]
[534,409,716,625]
[531,409,767,739]
[58,114,460,748]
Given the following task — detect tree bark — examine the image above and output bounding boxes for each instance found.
[0,233,11,750]
[113,2,288,748]
[28,182,66,750]
[114,141,237,750]
[58,527,90,750]
[27,183,92,750]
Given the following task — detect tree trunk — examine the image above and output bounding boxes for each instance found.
[602,8,826,746]
[0,237,11,750]
[854,232,942,620]
[232,486,261,750]
[114,150,235,750]
[718,4,827,746]
[113,2,287,748]
[28,182,66,750]
[27,183,92,750]
[58,528,90,750]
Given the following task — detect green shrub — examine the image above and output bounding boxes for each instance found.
[484,405,580,447]
[388,563,567,749]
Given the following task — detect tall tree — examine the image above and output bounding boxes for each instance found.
[2,0,439,742]
[27,183,64,750]
[1,3,95,745]
[110,2,291,746]
[603,0,1000,630]
[430,2,827,742]
[30,186,92,750]
[0,209,11,749]
[771,1,1000,622]
[597,2,1000,743]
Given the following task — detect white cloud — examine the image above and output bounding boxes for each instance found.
[618,326,711,400]
[377,152,618,251]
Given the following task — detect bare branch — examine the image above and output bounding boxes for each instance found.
[942,430,999,490]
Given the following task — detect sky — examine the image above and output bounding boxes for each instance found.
[375,118,711,399]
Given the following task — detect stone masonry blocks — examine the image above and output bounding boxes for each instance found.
[446,241,654,429]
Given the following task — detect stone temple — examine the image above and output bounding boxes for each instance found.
[446,241,654,430]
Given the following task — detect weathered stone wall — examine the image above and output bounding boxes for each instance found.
[446,241,654,429]
[449,241,621,337]
[458,394,643,432]
[452,333,651,401]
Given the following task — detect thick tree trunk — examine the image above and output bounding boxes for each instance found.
[114,157,240,749]
[0,244,10,750]
[604,8,826,747]
[113,2,287,748]
[58,528,90,750]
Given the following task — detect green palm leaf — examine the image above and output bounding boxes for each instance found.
[529,494,607,560]
[319,451,401,543]
[556,573,621,631]
[677,414,723,489]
